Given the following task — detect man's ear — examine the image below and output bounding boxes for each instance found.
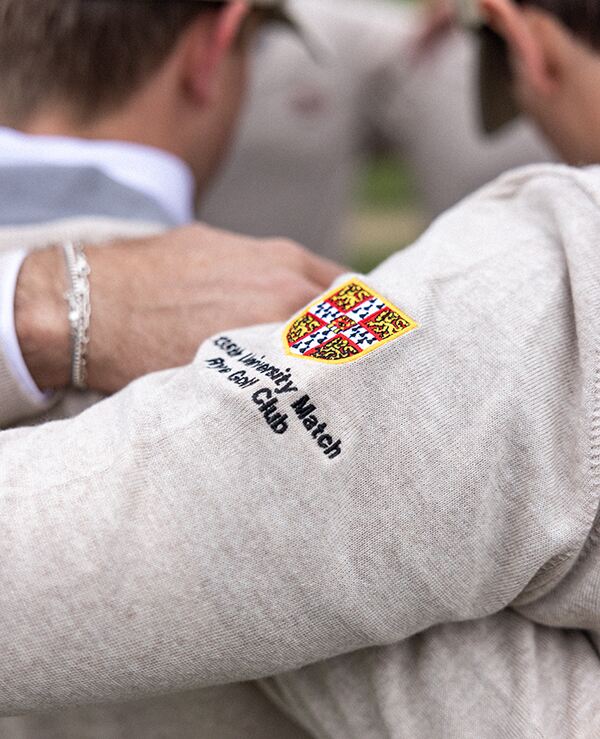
[182,1,250,104]
[479,0,553,95]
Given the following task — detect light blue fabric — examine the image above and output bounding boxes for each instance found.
[0,165,176,227]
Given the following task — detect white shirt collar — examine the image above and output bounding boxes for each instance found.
[0,126,195,225]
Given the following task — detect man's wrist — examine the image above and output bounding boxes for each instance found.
[15,247,71,390]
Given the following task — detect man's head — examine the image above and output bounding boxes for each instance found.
[475,0,600,163]
[0,0,272,189]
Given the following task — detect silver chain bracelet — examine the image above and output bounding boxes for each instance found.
[62,241,91,390]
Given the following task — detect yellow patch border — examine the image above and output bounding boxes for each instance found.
[283,277,419,365]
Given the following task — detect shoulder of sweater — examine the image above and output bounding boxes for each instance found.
[460,162,600,209]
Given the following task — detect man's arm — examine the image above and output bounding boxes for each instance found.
[0,223,340,426]
[1,175,596,715]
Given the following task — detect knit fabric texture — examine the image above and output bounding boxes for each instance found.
[0,164,599,737]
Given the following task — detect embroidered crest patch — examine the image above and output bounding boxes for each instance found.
[284,279,418,364]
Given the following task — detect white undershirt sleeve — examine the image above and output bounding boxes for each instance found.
[0,249,53,408]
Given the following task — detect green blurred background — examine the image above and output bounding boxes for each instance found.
[347,0,425,273]
[348,157,425,272]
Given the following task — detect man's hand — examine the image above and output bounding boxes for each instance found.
[15,223,343,394]
[413,0,457,58]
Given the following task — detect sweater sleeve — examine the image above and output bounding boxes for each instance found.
[0,173,597,716]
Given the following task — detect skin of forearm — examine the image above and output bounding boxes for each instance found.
[13,243,133,393]
[12,225,342,396]
[14,247,71,390]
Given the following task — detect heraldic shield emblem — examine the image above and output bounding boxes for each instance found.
[284,278,418,364]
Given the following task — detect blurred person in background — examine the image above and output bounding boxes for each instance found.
[201,0,553,261]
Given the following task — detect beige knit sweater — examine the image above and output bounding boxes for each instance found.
[0,214,311,737]
[1,165,600,738]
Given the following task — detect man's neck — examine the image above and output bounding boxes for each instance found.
[17,105,185,161]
